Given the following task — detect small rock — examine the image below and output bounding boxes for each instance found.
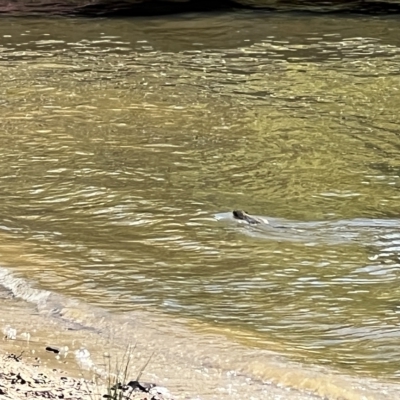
[16,373,27,384]
[3,326,17,340]
[127,380,156,392]
[46,346,60,354]
[150,386,172,398]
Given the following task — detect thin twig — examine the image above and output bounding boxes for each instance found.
[135,350,155,383]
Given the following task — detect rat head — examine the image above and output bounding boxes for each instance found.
[233,210,249,220]
[232,210,265,225]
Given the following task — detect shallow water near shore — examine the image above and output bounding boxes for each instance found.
[1,277,400,400]
[1,10,400,399]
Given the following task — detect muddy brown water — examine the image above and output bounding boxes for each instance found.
[1,11,400,399]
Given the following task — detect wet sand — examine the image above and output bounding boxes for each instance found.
[0,294,173,400]
[0,309,319,400]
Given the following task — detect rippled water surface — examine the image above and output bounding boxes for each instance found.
[1,12,400,386]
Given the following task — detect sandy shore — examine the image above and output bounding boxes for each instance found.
[0,349,173,400]
[0,350,96,400]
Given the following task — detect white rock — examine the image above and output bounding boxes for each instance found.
[3,325,17,340]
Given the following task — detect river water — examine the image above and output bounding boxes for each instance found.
[1,11,400,399]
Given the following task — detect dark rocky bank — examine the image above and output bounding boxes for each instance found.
[1,0,400,16]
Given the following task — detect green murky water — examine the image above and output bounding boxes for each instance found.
[1,12,400,385]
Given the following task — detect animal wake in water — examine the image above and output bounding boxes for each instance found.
[215,210,400,246]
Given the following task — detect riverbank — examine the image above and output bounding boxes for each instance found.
[1,0,400,16]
